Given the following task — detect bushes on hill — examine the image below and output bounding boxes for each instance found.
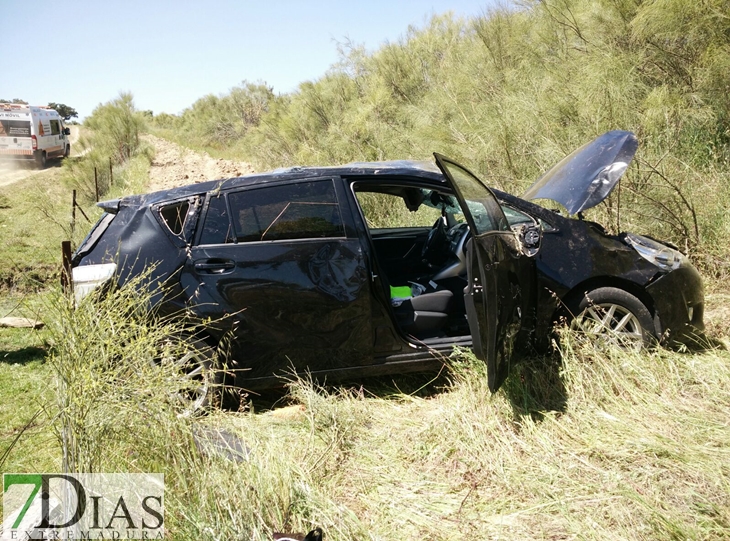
[151,0,730,276]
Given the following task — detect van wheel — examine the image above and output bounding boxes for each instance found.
[64,145,70,158]
[568,287,654,350]
[158,336,222,416]
[36,151,47,169]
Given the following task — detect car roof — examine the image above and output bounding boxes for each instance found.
[115,160,447,209]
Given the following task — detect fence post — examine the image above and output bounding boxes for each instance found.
[109,157,113,187]
[94,167,99,202]
[71,189,76,238]
[61,240,72,295]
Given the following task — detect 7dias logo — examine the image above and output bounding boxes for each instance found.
[2,473,164,540]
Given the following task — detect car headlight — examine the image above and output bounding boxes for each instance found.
[624,233,684,271]
[71,263,117,303]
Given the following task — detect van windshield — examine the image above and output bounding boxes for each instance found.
[0,119,31,137]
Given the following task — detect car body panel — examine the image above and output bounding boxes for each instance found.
[183,238,373,384]
[496,189,704,348]
[522,130,638,215]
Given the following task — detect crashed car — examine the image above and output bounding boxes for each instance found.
[71,131,704,405]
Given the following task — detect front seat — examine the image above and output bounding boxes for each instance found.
[393,289,453,339]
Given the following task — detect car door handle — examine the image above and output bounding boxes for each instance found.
[194,259,235,273]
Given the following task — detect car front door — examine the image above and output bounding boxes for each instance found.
[434,154,531,392]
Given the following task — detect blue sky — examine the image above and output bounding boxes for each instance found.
[1,1,495,120]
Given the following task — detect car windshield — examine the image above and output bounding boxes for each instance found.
[419,189,473,225]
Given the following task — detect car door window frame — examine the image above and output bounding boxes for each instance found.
[195,178,348,247]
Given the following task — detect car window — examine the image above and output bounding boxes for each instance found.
[50,119,61,136]
[159,201,190,236]
[200,194,233,245]
[502,204,555,232]
[0,119,31,137]
[227,180,344,242]
[355,191,442,229]
[434,155,510,235]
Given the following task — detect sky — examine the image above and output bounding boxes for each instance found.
[1,0,495,120]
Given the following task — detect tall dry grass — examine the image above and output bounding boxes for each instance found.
[38,270,730,539]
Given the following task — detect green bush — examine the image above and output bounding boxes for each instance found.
[151,0,730,275]
[63,92,150,203]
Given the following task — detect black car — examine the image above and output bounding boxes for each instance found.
[71,131,704,406]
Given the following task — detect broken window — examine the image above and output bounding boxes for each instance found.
[159,201,190,236]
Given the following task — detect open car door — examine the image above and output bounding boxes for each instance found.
[434,153,529,392]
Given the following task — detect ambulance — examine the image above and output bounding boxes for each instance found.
[0,103,71,168]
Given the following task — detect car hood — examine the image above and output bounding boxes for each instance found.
[521,130,638,215]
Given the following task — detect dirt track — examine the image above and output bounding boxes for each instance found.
[0,126,81,187]
[145,134,254,192]
[0,130,254,192]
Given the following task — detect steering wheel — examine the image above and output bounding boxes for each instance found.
[421,216,449,265]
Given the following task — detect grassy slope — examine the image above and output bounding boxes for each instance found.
[0,164,87,486]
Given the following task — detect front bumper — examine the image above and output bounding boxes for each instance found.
[646,262,705,345]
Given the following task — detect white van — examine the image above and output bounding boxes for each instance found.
[0,103,71,168]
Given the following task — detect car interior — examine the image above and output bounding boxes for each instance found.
[352,184,474,342]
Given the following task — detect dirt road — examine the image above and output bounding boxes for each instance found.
[146,134,254,192]
[0,130,255,192]
[0,126,81,188]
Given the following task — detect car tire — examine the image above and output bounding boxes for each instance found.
[159,336,222,416]
[36,151,47,169]
[568,287,655,350]
[64,145,70,158]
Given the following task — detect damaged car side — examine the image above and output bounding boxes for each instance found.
[71,131,705,409]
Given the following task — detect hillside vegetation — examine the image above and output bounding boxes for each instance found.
[152,0,730,280]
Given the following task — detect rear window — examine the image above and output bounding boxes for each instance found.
[0,119,31,137]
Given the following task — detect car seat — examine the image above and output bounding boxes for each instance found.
[392,288,454,339]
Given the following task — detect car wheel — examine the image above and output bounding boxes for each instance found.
[159,337,221,416]
[64,145,70,158]
[569,287,654,350]
[36,151,47,169]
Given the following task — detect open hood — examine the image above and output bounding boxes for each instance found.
[522,130,638,215]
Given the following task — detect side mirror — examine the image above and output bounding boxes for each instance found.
[64,127,71,135]
[515,223,542,257]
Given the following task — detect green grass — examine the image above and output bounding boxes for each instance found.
[0,165,78,292]
[0,321,58,479]
[201,344,730,540]
[0,355,57,473]
[3,326,729,539]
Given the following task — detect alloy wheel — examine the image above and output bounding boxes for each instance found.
[571,302,645,350]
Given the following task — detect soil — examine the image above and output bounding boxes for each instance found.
[145,134,254,192]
